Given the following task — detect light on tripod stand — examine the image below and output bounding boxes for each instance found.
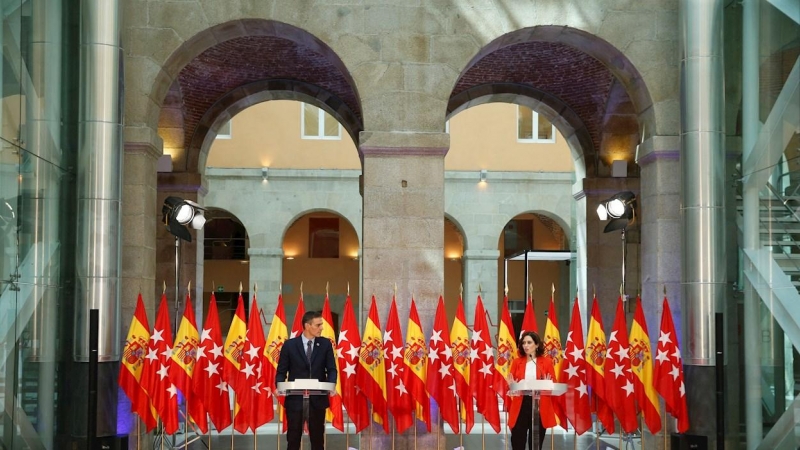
[162,196,206,242]
[596,191,636,232]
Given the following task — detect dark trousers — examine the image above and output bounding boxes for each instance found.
[511,396,546,450]
[286,406,326,450]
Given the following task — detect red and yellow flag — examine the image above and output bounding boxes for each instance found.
[322,294,344,431]
[543,294,566,427]
[494,293,517,404]
[358,295,389,432]
[223,293,247,392]
[402,297,431,431]
[585,295,614,432]
[265,293,289,431]
[169,293,200,399]
[118,294,157,431]
[629,296,661,433]
[234,294,274,432]
[450,296,474,433]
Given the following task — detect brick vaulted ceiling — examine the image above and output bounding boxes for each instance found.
[451,41,620,162]
[177,35,362,149]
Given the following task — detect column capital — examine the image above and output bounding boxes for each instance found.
[123,141,161,160]
[157,172,208,197]
[463,249,501,260]
[359,131,449,157]
[637,135,680,167]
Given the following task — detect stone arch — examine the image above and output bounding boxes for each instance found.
[447,25,656,178]
[150,19,363,174]
[444,213,468,252]
[498,210,572,251]
[281,208,361,248]
[194,81,362,173]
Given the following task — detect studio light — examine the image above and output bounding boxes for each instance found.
[597,191,636,233]
[162,196,206,242]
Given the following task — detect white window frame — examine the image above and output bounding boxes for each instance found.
[300,104,342,140]
[215,120,232,139]
[516,105,556,144]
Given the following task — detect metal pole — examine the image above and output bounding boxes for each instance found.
[741,1,763,448]
[175,236,181,332]
[621,229,627,300]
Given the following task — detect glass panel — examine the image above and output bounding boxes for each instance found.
[302,103,319,137]
[517,105,532,140]
[537,114,553,140]
[322,110,338,137]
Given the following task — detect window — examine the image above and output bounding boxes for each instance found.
[215,120,231,139]
[301,103,341,140]
[517,105,555,143]
[308,217,340,258]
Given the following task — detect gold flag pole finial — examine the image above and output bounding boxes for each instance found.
[239,282,243,295]
[254,282,258,294]
[326,281,329,296]
[212,280,215,292]
[593,284,596,298]
[504,284,509,296]
[551,283,555,296]
[528,282,533,298]
[477,283,483,295]
[187,281,191,296]
[619,283,623,296]
[162,281,166,295]
[300,281,304,297]
[663,284,667,296]
[460,283,463,296]
[347,282,350,296]
[279,282,282,293]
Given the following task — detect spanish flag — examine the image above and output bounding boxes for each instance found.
[494,293,517,404]
[265,293,288,431]
[450,296,474,432]
[223,294,247,392]
[118,294,157,431]
[543,294,566,427]
[402,297,430,431]
[629,296,661,433]
[358,295,389,432]
[322,294,344,431]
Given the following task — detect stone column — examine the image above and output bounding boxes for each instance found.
[638,136,681,449]
[120,139,160,447]
[463,249,500,326]
[248,247,284,317]
[360,131,447,449]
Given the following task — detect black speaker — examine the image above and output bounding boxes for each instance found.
[671,434,708,450]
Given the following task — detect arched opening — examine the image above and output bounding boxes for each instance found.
[444,216,466,322]
[499,212,571,334]
[281,211,360,330]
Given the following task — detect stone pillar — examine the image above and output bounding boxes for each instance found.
[248,247,284,316]
[638,136,681,449]
[120,140,160,448]
[463,249,500,326]
[360,131,447,449]
[579,177,640,326]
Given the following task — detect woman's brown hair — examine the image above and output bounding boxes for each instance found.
[517,331,545,357]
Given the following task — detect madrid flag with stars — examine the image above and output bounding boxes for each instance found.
[562,298,592,434]
[337,295,370,432]
[191,293,232,432]
[141,294,179,434]
[605,296,638,433]
[426,296,460,433]
[654,297,689,432]
[384,295,414,432]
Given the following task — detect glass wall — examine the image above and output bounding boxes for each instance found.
[0,1,78,448]
[726,0,800,447]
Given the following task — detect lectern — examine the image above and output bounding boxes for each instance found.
[509,379,567,449]
[276,379,336,426]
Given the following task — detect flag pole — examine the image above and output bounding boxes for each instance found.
[574,429,577,450]
[136,417,140,450]
[640,414,645,450]
[458,401,463,450]
[370,405,374,450]
[663,411,667,450]
[185,283,191,450]
[436,411,440,450]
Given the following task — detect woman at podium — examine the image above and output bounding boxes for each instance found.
[507,331,556,450]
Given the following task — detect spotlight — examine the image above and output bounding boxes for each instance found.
[162,196,206,242]
[597,191,636,233]
[262,167,268,181]
[480,169,487,183]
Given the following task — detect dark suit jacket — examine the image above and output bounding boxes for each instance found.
[275,336,338,411]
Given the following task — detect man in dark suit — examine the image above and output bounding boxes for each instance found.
[276,310,338,450]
